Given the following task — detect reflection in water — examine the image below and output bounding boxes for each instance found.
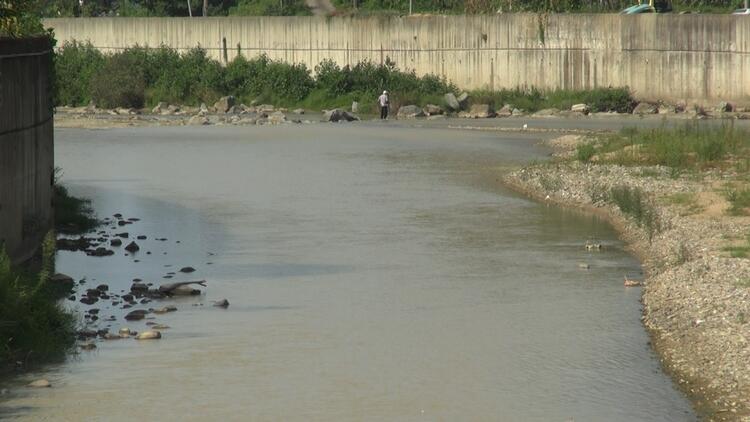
[2,124,694,421]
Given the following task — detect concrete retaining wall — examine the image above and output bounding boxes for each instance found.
[0,37,54,263]
[45,15,750,103]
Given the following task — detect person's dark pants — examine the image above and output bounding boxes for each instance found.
[380,106,388,119]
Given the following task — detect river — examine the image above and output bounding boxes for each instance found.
[2,123,694,421]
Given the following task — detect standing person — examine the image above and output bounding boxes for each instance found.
[378,90,390,120]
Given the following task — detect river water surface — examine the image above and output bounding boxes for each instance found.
[3,124,694,421]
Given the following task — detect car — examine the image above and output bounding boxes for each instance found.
[621,0,671,13]
[732,8,750,14]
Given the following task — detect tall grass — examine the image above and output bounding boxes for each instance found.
[592,122,750,169]
[467,87,634,113]
[53,168,99,234]
[0,235,76,367]
[608,185,661,240]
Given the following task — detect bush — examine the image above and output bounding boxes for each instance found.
[55,41,105,106]
[609,185,661,239]
[89,52,147,108]
[576,143,596,162]
[149,47,226,106]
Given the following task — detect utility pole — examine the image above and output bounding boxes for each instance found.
[203,0,208,16]
[187,0,193,17]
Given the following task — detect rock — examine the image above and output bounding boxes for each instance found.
[423,104,444,116]
[323,109,359,122]
[151,102,168,114]
[136,235,146,240]
[153,305,177,314]
[76,329,98,339]
[172,285,200,295]
[179,266,196,273]
[397,105,424,119]
[268,111,287,124]
[135,330,162,340]
[570,103,589,114]
[110,238,122,247]
[199,102,208,114]
[426,114,447,120]
[457,92,469,108]
[96,284,109,292]
[227,105,238,114]
[188,115,210,126]
[124,309,148,321]
[534,108,560,116]
[444,93,460,111]
[512,108,524,117]
[49,273,75,293]
[466,104,495,118]
[292,108,305,115]
[79,343,97,351]
[717,101,733,112]
[80,297,98,305]
[103,333,122,340]
[658,104,676,114]
[87,247,114,257]
[213,298,230,308]
[257,104,275,113]
[351,101,359,113]
[166,104,180,114]
[85,288,101,298]
[151,324,170,330]
[632,102,658,115]
[27,379,51,388]
[496,105,513,117]
[118,328,132,337]
[213,96,236,113]
[124,241,140,253]
[130,282,148,293]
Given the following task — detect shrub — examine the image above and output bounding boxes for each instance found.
[55,41,105,106]
[609,185,661,239]
[89,52,147,108]
[149,47,226,105]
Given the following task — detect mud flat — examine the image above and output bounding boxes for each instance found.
[505,135,750,420]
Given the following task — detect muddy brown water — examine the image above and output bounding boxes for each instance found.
[2,123,694,420]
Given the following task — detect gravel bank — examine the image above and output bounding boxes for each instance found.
[505,135,750,421]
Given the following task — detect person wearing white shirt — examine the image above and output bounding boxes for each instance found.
[378,90,390,120]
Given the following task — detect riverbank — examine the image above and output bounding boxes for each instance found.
[504,134,750,420]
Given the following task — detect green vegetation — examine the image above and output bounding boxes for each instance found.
[469,87,634,114]
[0,0,47,37]
[54,168,99,234]
[54,43,636,114]
[725,185,750,216]
[663,192,704,216]
[576,142,596,162]
[608,185,661,240]
[32,0,742,16]
[0,234,76,368]
[586,123,750,170]
[722,234,750,258]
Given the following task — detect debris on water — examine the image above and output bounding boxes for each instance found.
[213,299,229,308]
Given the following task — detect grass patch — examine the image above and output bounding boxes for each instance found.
[590,122,750,170]
[0,235,76,367]
[53,169,99,234]
[725,186,750,216]
[663,192,704,216]
[576,143,596,162]
[608,185,661,240]
[723,233,750,258]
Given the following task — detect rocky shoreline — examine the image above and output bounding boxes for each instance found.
[504,135,750,421]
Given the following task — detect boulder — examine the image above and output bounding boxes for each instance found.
[188,115,209,126]
[268,111,287,124]
[130,282,148,292]
[166,104,180,114]
[534,108,560,116]
[27,379,51,388]
[423,104,444,116]
[496,105,513,117]
[444,93,460,111]
[213,96,236,113]
[151,102,168,114]
[135,330,162,340]
[397,105,424,119]
[570,103,590,114]
[49,273,74,292]
[457,92,470,108]
[257,104,275,113]
[467,104,495,118]
[124,241,140,253]
[658,104,675,114]
[717,101,733,112]
[292,108,305,115]
[124,309,148,321]
[632,102,658,115]
[323,109,359,122]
